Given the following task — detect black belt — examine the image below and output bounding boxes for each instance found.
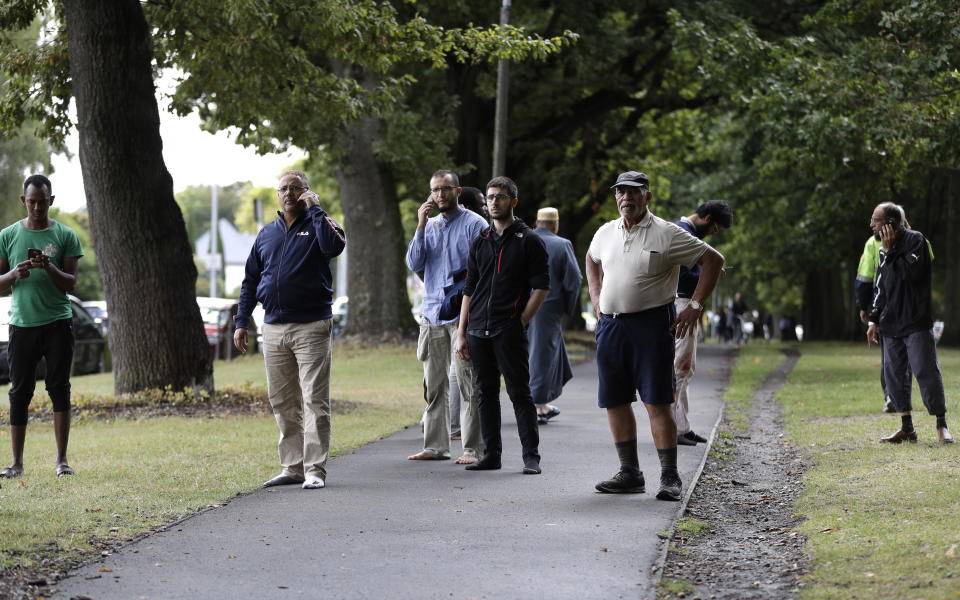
[602,304,671,319]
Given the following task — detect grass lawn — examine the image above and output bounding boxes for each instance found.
[776,342,960,599]
[0,342,425,569]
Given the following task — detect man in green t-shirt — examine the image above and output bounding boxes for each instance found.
[0,174,83,479]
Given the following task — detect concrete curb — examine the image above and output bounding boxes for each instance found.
[647,396,727,598]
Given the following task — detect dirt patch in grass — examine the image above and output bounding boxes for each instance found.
[659,348,812,599]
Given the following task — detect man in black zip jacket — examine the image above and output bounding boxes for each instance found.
[456,176,550,474]
[867,202,952,444]
[234,170,347,488]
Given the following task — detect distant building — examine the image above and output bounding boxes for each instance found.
[196,219,257,296]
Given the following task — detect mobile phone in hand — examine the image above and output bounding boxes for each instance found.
[27,248,42,260]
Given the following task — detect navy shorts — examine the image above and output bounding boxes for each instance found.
[595,303,676,408]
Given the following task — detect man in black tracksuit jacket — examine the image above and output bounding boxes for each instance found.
[866,202,952,444]
[456,176,550,474]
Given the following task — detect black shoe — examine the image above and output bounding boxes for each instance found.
[595,469,645,493]
[522,458,541,475]
[465,455,502,471]
[656,471,682,501]
[685,431,707,444]
[677,433,697,446]
[537,414,549,425]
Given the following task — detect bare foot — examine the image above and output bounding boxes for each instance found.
[407,450,448,461]
[454,454,478,465]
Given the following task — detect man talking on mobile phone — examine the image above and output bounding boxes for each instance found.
[866,202,952,444]
[406,170,487,464]
[234,170,346,489]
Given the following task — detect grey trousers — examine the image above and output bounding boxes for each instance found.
[883,328,947,415]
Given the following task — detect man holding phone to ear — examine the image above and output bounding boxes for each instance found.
[866,202,952,444]
[0,174,83,480]
[406,170,486,464]
[234,170,346,489]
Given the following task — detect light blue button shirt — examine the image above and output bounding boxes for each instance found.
[406,207,487,326]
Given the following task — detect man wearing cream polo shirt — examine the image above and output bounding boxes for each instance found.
[585,171,724,502]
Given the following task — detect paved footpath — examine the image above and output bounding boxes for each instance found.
[54,345,733,600]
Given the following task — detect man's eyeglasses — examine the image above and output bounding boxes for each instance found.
[485,193,512,202]
[430,186,455,195]
[277,185,307,193]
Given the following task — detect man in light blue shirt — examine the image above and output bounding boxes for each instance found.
[406,170,487,463]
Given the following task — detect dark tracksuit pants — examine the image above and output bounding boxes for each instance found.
[467,320,540,464]
[882,328,946,415]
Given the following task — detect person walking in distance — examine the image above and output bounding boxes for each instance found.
[0,174,83,480]
[234,170,346,489]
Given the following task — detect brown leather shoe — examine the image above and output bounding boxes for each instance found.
[880,429,918,444]
[938,427,955,444]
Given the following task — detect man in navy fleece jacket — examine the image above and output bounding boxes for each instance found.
[234,170,346,490]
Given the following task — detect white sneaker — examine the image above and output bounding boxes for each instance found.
[302,476,325,489]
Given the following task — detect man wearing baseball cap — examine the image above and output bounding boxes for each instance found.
[585,171,724,501]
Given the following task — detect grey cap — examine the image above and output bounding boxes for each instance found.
[609,171,649,189]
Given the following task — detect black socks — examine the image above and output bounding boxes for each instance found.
[936,414,948,429]
[657,447,679,476]
[901,414,914,433]
[616,440,640,474]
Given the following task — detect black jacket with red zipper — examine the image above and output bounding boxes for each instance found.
[463,217,550,335]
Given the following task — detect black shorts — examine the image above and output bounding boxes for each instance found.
[595,304,676,408]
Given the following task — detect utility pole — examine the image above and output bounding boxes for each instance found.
[208,184,219,298]
[492,0,511,177]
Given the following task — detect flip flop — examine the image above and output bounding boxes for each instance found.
[56,464,76,477]
[544,406,561,420]
[1,467,23,478]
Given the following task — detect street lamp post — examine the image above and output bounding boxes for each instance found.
[492,0,511,178]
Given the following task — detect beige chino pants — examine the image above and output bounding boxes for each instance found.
[672,297,698,435]
[262,319,333,480]
[418,317,482,458]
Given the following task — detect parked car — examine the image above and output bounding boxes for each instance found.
[197,297,254,360]
[0,295,107,383]
[81,300,109,335]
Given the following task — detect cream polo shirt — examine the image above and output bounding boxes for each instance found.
[588,211,708,315]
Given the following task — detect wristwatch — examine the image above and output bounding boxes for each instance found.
[689,300,704,312]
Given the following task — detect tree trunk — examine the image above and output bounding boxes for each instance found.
[801,268,851,341]
[920,166,960,345]
[63,0,213,394]
[333,119,415,339]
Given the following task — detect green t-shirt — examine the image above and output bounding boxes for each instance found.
[0,220,84,327]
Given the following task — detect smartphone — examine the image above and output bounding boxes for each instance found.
[27,248,42,259]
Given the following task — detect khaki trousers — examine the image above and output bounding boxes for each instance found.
[418,317,482,458]
[262,319,333,480]
[672,298,697,434]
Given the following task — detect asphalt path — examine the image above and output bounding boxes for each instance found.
[54,343,733,600]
